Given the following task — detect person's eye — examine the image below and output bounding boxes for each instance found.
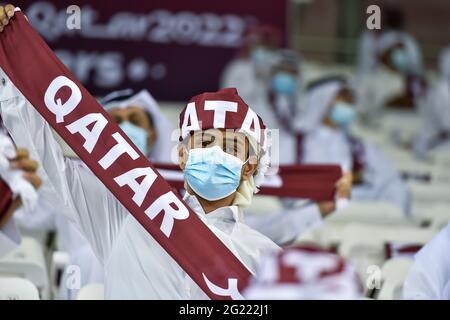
[129,114,141,126]
[113,115,122,124]
[201,134,215,148]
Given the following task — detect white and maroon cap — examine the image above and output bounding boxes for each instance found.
[178,88,267,153]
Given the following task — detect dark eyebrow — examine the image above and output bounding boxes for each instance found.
[202,132,216,140]
[129,112,141,121]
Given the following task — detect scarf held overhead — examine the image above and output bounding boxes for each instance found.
[0,11,251,300]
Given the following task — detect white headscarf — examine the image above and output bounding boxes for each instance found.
[102,89,175,163]
[272,49,302,74]
[376,31,423,75]
[297,79,345,133]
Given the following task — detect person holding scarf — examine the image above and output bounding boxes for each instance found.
[0,7,351,299]
[356,30,426,127]
[220,25,281,106]
[0,68,280,298]
[298,76,411,215]
[0,130,41,257]
[413,46,450,160]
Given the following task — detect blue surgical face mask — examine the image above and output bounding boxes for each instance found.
[119,121,149,156]
[184,146,246,201]
[390,48,410,73]
[330,102,356,128]
[271,72,297,95]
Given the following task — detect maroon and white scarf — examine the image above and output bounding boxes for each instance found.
[0,179,12,222]
[155,163,342,201]
[0,11,344,299]
[0,10,251,300]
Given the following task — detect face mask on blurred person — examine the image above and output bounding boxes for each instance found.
[119,121,148,156]
[330,102,356,128]
[184,146,247,201]
[271,72,297,95]
[251,47,272,65]
[390,48,410,73]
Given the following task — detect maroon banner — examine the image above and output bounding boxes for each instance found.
[0,179,13,222]
[154,163,342,201]
[0,11,252,300]
[18,0,288,100]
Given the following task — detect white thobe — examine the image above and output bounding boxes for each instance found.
[403,223,450,300]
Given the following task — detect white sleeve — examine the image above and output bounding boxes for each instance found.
[402,261,438,300]
[245,203,322,246]
[403,224,450,300]
[0,72,128,262]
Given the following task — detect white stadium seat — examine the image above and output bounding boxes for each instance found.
[377,258,414,300]
[431,167,450,184]
[337,223,434,284]
[0,277,40,300]
[325,202,414,227]
[408,182,450,206]
[0,237,50,299]
[49,251,70,298]
[412,204,450,229]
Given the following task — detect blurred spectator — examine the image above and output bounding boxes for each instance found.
[356,8,426,125]
[245,50,353,246]
[413,46,450,160]
[245,49,304,164]
[298,76,411,215]
[100,89,175,163]
[220,25,282,102]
